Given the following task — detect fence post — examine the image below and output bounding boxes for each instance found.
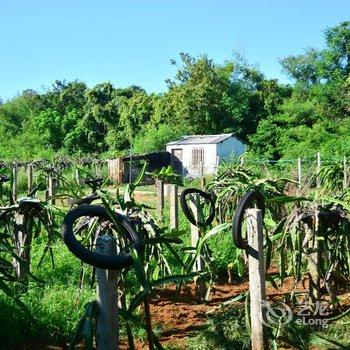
[305,211,320,311]
[316,152,321,189]
[247,208,267,350]
[343,156,347,190]
[189,193,206,300]
[12,165,18,202]
[27,164,34,194]
[48,171,57,205]
[96,235,119,350]
[156,180,164,221]
[170,184,178,230]
[297,158,302,190]
[13,212,32,289]
[307,237,320,311]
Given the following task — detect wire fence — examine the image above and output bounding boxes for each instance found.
[1,152,349,199]
[227,153,349,191]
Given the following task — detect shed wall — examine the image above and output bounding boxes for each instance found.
[166,143,217,176]
[216,137,246,161]
[166,136,246,177]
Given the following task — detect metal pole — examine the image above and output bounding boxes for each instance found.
[156,180,164,221]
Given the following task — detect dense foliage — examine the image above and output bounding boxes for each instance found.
[0,22,349,161]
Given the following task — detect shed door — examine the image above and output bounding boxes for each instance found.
[191,147,204,170]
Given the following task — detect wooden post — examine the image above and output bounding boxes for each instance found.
[247,208,267,350]
[156,180,164,221]
[96,235,119,350]
[343,156,347,190]
[48,172,57,205]
[27,164,34,194]
[190,193,206,300]
[297,158,302,190]
[316,152,321,189]
[12,165,18,202]
[307,238,320,311]
[306,210,320,311]
[13,212,32,288]
[170,184,178,230]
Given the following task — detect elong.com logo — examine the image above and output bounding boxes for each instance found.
[260,300,330,328]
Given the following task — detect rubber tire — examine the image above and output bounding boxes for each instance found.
[232,190,265,250]
[0,174,10,183]
[68,194,100,206]
[180,188,215,227]
[61,205,142,269]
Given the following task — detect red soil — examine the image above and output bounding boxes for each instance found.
[118,274,309,349]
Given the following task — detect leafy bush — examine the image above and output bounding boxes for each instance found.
[151,165,183,185]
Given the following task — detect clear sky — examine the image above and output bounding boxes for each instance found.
[1,0,349,100]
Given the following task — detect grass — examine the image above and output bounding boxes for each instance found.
[0,236,95,349]
[309,315,350,349]
[184,304,350,350]
[186,305,250,350]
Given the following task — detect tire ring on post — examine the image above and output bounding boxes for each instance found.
[180,188,215,227]
[61,205,142,270]
[232,190,265,250]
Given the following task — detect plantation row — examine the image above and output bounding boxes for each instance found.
[0,160,349,349]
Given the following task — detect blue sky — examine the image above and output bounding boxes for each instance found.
[0,0,349,100]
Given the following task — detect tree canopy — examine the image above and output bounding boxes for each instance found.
[1,21,349,161]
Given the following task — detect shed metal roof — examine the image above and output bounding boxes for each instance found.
[166,133,241,146]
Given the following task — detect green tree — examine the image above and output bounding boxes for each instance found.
[250,21,350,159]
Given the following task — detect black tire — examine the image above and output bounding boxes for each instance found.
[0,174,10,183]
[61,205,142,269]
[67,194,100,206]
[232,190,265,249]
[180,188,215,227]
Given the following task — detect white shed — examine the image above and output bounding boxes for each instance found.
[166,133,246,177]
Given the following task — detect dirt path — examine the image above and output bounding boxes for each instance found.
[118,274,309,349]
